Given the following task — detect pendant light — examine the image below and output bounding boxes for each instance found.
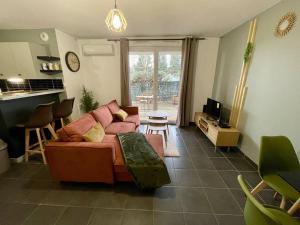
[105,0,127,32]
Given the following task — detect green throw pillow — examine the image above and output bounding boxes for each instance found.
[83,123,105,142]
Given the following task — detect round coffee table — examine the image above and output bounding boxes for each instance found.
[146,112,169,144]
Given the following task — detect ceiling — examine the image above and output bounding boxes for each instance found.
[0,0,281,38]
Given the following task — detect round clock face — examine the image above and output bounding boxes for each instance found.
[65,51,80,72]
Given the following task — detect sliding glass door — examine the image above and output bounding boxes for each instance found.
[129,47,182,123]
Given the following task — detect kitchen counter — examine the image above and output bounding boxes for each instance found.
[0,89,65,159]
[0,89,65,101]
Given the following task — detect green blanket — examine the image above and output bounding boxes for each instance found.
[117,133,171,189]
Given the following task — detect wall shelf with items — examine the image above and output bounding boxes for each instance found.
[40,70,62,75]
[37,56,60,61]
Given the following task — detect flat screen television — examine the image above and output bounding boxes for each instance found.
[206,98,222,119]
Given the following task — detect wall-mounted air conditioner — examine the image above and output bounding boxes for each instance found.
[82,44,115,56]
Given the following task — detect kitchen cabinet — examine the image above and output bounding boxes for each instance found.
[0,42,47,79]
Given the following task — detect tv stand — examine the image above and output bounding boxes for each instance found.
[194,112,240,151]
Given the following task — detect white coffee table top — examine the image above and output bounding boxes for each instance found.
[147,111,168,118]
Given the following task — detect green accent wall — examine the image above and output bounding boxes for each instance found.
[213,0,300,163]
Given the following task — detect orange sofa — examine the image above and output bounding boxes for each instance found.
[45,101,164,184]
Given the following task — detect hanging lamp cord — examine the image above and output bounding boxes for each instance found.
[114,0,117,8]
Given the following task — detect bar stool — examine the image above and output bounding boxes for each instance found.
[52,97,75,129]
[19,102,57,164]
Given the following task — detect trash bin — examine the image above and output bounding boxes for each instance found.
[0,139,10,174]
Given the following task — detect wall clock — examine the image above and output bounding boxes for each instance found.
[275,12,297,38]
[65,51,80,72]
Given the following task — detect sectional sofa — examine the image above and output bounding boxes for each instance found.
[45,100,164,184]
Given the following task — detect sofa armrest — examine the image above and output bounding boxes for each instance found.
[45,142,116,183]
[121,106,139,115]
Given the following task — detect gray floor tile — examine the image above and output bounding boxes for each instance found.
[40,189,74,205]
[154,212,185,225]
[69,190,99,207]
[178,188,212,213]
[173,157,194,169]
[205,188,242,214]
[55,206,93,225]
[210,158,235,170]
[218,171,240,188]
[125,193,154,210]
[216,215,246,225]
[89,208,123,225]
[94,190,128,209]
[122,210,153,225]
[0,202,37,225]
[228,158,256,171]
[197,170,227,188]
[184,213,218,225]
[23,205,65,225]
[192,157,215,170]
[187,146,207,157]
[153,186,182,212]
[230,189,246,208]
[174,169,202,187]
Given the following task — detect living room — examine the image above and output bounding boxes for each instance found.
[0,0,299,225]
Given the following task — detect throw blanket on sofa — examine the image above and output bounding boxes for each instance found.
[117,133,171,189]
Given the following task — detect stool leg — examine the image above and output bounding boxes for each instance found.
[25,129,30,162]
[52,121,56,131]
[46,124,58,140]
[41,128,47,144]
[36,128,47,164]
[60,118,65,127]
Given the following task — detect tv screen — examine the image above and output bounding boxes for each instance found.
[206,98,222,119]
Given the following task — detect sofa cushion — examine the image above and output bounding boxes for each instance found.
[57,114,97,142]
[83,123,105,142]
[92,105,113,128]
[107,100,120,114]
[105,122,136,135]
[124,114,140,127]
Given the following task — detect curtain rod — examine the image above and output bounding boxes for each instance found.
[107,37,206,41]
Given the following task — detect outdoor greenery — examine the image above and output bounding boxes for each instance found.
[130,54,181,85]
[80,86,99,113]
[129,54,182,100]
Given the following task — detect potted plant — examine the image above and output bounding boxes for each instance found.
[80,86,99,113]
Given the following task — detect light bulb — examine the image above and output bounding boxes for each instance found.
[112,14,122,29]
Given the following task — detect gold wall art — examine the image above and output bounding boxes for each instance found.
[275,12,297,37]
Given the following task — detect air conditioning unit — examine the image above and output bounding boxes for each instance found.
[82,44,115,56]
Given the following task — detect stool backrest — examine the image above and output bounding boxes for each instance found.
[25,102,55,128]
[53,98,75,119]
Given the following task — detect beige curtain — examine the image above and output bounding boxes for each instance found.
[120,38,131,106]
[177,37,198,127]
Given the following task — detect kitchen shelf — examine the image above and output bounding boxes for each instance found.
[40,70,62,75]
[37,56,60,61]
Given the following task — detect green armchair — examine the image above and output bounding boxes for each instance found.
[238,175,300,225]
[251,136,300,210]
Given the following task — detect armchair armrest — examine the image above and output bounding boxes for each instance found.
[121,106,139,115]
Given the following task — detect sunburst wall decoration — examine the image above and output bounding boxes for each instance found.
[275,12,297,38]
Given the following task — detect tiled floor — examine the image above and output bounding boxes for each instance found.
[0,126,279,225]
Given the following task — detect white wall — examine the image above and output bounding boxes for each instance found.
[55,29,85,119]
[191,38,220,120]
[77,39,121,105]
[58,37,219,122]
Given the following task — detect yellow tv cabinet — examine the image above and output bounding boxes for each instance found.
[194,112,240,151]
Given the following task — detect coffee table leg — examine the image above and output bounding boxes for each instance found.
[163,130,168,146]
